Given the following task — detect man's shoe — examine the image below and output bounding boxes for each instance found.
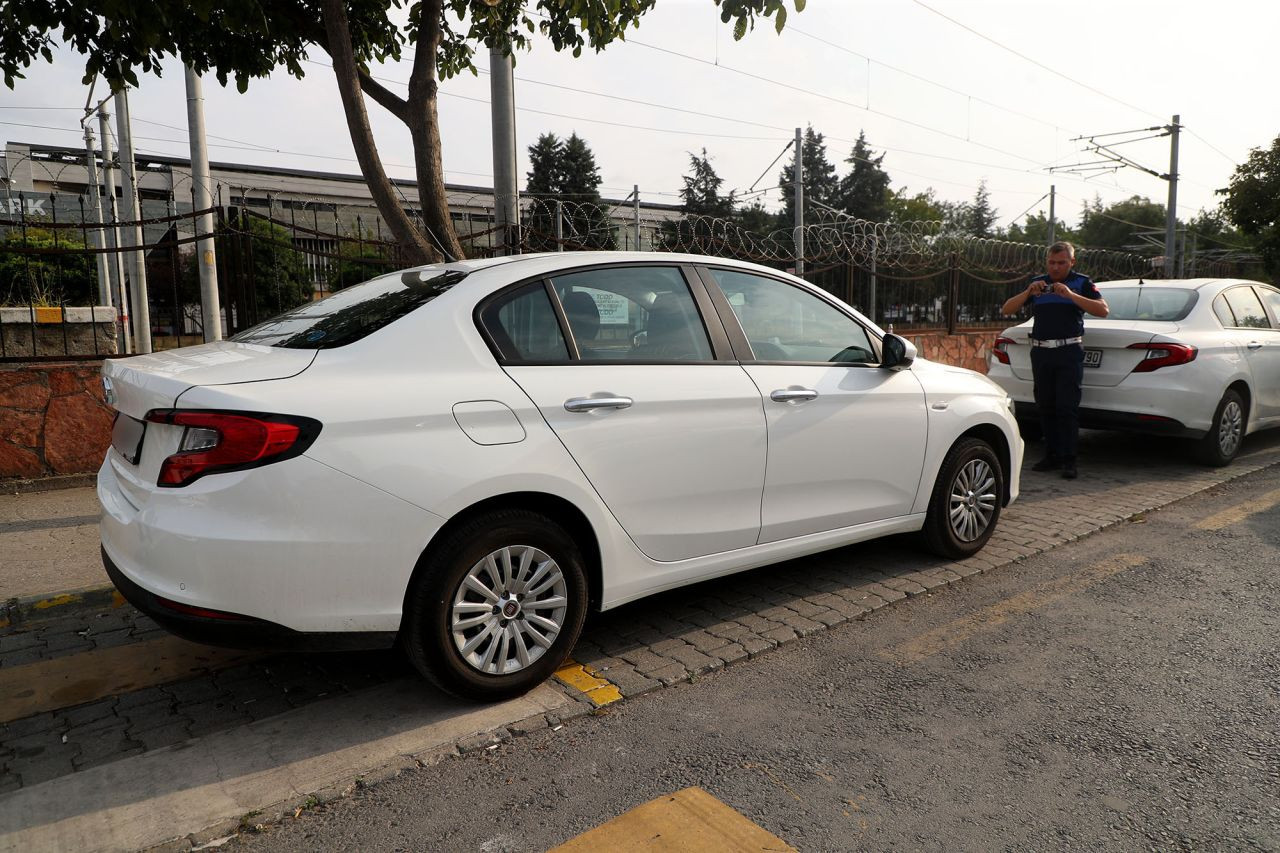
[1061,463,1078,480]
[1031,457,1061,472]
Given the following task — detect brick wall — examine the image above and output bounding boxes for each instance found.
[0,331,1002,480]
[0,361,113,480]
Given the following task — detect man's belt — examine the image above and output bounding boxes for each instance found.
[1030,336,1083,348]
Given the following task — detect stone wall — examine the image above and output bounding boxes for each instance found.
[0,361,114,480]
[0,307,118,359]
[906,329,996,374]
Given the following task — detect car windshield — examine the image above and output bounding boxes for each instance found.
[231,269,467,349]
[1099,287,1198,322]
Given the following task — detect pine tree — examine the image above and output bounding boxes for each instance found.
[523,132,614,250]
[960,180,999,238]
[778,126,839,226]
[836,131,891,222]
[679,148,736,218]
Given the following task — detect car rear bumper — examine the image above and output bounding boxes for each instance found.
[1011,401,1204,439]
[102,546,396,651]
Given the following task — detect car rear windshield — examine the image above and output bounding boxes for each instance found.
[231,269,467,349]
[1099,287,1198,322]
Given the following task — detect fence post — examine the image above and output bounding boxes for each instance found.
[946,252,959,336]
[554,200,563,251]
[870,242,878,325]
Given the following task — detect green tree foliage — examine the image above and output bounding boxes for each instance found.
[523,132,614,250]
[732,200,778,234]
[884,187,950,224]
[662,148,736,250]
[958,180,998,238]
[778,126,839,225]
[182,216,311,323]
[0,0,801,264]
[1075,195,1167,253]
[327,240,394,292]
[1220,134,1280,279]
[1004,211,1075,246]
[836,131,890,222]
[0,226,96,306]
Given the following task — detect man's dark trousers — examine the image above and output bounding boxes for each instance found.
[1031,344,1085,463]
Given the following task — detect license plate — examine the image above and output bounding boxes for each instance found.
[1083,348,1103,368]
[111,413,146,465]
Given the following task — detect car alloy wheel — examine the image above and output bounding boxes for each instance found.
[451,545,568,676]
[1197,388,1246,467]
[1216,399,1243,459]
[948,458,998,543]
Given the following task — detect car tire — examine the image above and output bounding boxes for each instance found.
[922,437,1004,559]
[1195,389,1246,467]
[402,509,588,702]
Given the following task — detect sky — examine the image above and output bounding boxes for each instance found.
[2,0,1277,231]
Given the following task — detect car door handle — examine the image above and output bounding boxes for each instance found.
[1248,341,1263,350]
[769,388,819,403]
[564,396,633,413]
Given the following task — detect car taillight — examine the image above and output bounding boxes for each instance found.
[145,410,321,487]
[992,336,1015,365]
[1128,342,1197,373]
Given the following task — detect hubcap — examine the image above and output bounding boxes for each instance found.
[1218,401,1243,458]
[948,459,997,543]
[451,545,568,676]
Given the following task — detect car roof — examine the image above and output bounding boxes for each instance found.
[396,251,797,281]
[1096,277,1271,291]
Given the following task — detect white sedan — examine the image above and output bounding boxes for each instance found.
[988,278,1280,466]
[99,252,1021,701]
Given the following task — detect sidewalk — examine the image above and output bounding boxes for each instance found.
[0,484,114,628]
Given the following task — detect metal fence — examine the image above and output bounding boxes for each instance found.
[0,188,1269,360]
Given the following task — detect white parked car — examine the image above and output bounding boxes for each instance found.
[99,252,1021,701]
[988,278,1280,466]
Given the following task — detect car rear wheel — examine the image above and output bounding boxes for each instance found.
[402,509,588,702]
[1196,389,1245,467]
[922,437,1004,559]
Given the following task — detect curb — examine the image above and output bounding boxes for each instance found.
[1,473,98,495]
[0,584,125,632]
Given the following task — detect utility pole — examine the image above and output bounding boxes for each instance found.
[1164,114,1180,279]
[489,47,519,256]
[633,185,641,251]
[1047,185,1056,245]
[114,87,152,353]
[185,66,222,341]
[81,125,112,307]
[96,104,130,354]
[793,127,804,277]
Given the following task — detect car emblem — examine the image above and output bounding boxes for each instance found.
[502,601,520,618]
[102,376,116,406]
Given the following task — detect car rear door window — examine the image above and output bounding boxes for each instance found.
[483,282,569,362]
[550,266,714,362]
[708,268,876,363]
[1223,286,1270,329]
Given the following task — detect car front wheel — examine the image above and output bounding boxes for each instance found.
[1196,389,1245,467]
[922,437,1004,559]
[402,509,588,702]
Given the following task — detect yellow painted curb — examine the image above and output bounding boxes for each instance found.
[32,593,82,611]
[34,306,64,323]
[554,660,622,706]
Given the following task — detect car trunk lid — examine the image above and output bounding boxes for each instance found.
[1001,320,1180,387]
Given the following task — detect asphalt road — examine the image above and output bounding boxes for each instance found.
[232,464,1280,852]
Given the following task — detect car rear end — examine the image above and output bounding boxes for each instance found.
[99,341,442,649]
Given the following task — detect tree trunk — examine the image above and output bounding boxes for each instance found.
[320,0,437,266]
[405,0,466,261]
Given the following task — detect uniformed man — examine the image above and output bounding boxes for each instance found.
[1001,241,1109,479]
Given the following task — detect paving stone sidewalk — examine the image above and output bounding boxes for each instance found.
[3,428,1279,796]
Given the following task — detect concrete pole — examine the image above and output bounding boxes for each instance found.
[1164,114,1180,279]
[114,87,152,352]
[489,47,520,255]
[96,105,130,354]
[81,125,112,307]
[633,185,641,251]
[1048,184,1056,245]
[185,66,223,341]
[869,243,878,325]
[794,127,805,277]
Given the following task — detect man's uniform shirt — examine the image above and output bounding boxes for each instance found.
[1027,271,1101,340]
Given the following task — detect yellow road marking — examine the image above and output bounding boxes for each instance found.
[550,787,796,852]
[554,659,623,706]
[31,593,82,611]
[1195,487,1280,531]
[0,635,260,724]
[882,553,1149,665]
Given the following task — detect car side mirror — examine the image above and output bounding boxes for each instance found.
[880,333,916,370]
